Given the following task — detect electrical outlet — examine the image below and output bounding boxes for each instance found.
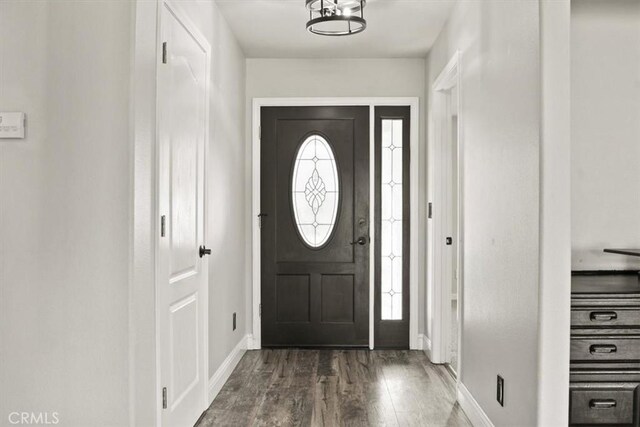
[233,312,236,331]
[497,375,504,407]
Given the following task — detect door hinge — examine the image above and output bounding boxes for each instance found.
[162,387,167,409]
[258,213,268,229]
[428,202,433,219]
[162,42,168,64]
[160,215,166,237]
[259,304,262,317]
[259,125,261,140]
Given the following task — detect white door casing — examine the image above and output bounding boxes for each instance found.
[157,2,210,426]
[443,88,459,367]
[428,51,462,374]
[250,98,420,350]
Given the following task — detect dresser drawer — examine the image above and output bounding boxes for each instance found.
[570,383,639,426]
[571,337,640,362]
[572,308,640,328]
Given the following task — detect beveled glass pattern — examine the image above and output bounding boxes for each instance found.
[381,119,403,320]
[292,135,339,248]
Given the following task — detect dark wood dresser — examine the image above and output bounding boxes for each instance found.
[570,273,640,426]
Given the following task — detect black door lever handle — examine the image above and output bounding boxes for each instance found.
[350,237,367,246]
[199,246,212,258]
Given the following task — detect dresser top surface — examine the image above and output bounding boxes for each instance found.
[572,273,640,295]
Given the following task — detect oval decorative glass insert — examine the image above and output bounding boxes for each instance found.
[291,134,340,248]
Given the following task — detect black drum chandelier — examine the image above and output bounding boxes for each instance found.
[306,0,367,36]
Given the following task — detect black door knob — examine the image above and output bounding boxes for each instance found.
[199,246,212,258]
[350,237,367,246]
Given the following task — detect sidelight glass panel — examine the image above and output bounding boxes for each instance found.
[292,134,340,248]
[381,119,403,320]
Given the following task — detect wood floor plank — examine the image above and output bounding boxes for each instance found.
[381,351,470,426]
[198,350,285,427]
[287,350,318,426]
[360,351,399,427]
[312,373,341,427]
[334,350,370,427]
[196,349,471,427]
[253,350,319,426]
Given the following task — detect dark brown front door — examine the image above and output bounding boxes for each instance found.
[261,106,370,347]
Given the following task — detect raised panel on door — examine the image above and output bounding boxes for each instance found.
[168,293,199,410]
[169,88,199,279]
[276,275,311,322]
[321,275,355,323]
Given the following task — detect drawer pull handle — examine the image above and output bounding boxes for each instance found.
[589,344,617,354]
[590,311,617,322]
[589,399,617,409]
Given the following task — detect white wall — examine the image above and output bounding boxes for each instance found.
[1,1,247,425]
[0,1,132,425]
[426,2,542,425]
[245,58,427,336]
[571,0,640,271]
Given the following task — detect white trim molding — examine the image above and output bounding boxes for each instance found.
[417,333,432,359]
[537,1,571,424]
[130,0,160,425]
[427,51,463,371]
[457,382,494,427]
[208,335,249,404]
[251,97,420,350]
[246,334,258,350]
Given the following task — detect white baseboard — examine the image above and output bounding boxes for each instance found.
[246,333,260,350]
[457,382,494,427]
[417,333,432,360]
[208,334,249,404]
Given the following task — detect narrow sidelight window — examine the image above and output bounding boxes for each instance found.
[380,119,404,319]
[375,106,410,348]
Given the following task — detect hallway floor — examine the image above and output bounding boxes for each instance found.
[196,349,471,427]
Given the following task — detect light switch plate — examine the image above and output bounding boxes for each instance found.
[0,112,25,139]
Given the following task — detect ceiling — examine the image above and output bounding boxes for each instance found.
[215,0,456,58]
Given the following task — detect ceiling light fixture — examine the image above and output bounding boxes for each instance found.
[306,0,366,36]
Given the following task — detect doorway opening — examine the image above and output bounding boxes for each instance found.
[428,52,463,377]
[251,98,420,350]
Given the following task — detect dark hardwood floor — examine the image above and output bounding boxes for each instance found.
[196,349,471,427]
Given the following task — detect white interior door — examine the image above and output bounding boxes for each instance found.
[158,3,210,426]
